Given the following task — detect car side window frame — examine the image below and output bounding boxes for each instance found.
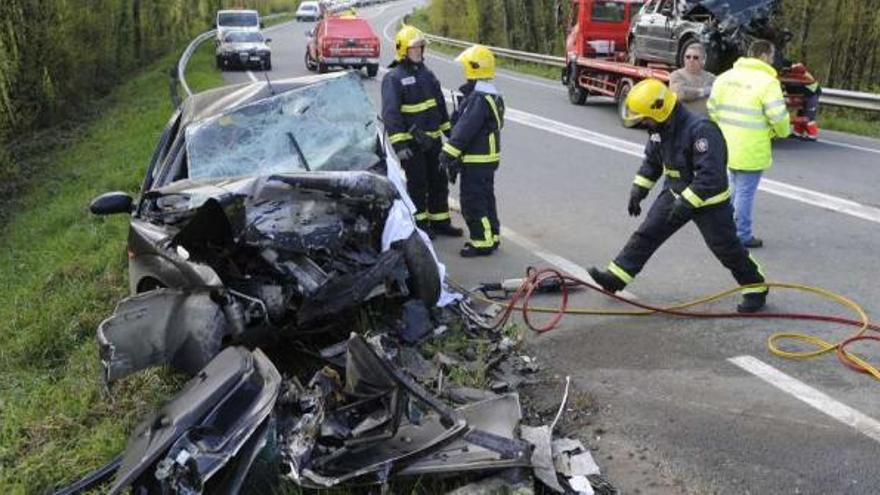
[141,111,182,196]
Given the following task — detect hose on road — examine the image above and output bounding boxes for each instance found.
[462,267,880,380]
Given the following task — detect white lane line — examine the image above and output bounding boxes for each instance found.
[820,138,880,155]
[246,71,259,82]
[447,198,638,300]
[729,355,880,443]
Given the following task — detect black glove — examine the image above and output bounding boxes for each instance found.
[395,145,414,162]
[628,185,649,217]
[439,153,461,185]
[667,195,694,224]
[409,125,434,152]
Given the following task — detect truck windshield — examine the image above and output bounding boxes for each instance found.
[592,1,627,22]
[185,73,380,180]
[218,12,259,27]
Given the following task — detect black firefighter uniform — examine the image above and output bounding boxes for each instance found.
[381,60,453,228]
[605,104,768,295]
[441,80,505,250]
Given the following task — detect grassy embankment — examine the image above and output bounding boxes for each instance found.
[408,8,880,139]
[0,43,223,493]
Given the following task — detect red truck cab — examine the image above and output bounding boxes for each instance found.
[305,11,381,77]
[565,0,643,60]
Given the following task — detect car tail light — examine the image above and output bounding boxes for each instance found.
[323,38,345,56]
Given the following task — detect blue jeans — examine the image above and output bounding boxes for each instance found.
[728,169,763,243]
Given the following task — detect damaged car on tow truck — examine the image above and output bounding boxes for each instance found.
[628,0,788,73]
[77,72,544,493]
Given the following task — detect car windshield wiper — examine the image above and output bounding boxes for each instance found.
[286,131,311,171]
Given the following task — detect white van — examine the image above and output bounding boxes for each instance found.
[216,10,261,41]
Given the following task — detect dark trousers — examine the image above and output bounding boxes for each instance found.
[401,140,451,226]
[460,165,499,247]
[612,190,765,287]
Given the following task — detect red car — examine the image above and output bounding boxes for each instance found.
[305,11,380,77]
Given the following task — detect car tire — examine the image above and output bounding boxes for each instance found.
[617,79,634,127]
[264,56,272,71]
[366,64,378,78]
[567,64,587,105]
[401,232,440,307]
[318,62,328,74]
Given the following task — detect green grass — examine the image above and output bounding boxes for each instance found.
[819,107,880,139]
[185,37,228,95]
[0,48,221,493]
[265,13,296,28]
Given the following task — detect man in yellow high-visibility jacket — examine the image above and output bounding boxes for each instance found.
[708,40,790,249]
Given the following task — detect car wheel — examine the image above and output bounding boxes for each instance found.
[617,79,634,127]
[366,64,378,78]
[401,232,440,307]
[264,56,272,71]
[318,62,328,74]
[567,64,587,105]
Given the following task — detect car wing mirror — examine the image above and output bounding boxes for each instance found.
[266,37,272,43]
[90,191,133,215]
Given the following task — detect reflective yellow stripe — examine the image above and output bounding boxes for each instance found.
[485,95,502,129]
[749,254,766,279]
[493,234,500,242]
[428,212,450,221]
[806,81,819,92]
[415,212,429,221]
[425,129,444,138]
[681,187,731,208]
[471,217,494,247]
[390,132,412,144]
[400,99,438,114]
[442,142,462,158]
[607,262,633,284]
[462,153,501,164]
[715,104,763,116]
[663,166,681,178]
[488,133,496,155]
[633,175,655,189]
[765,106,789,124]
[439,121,452,131]
[742,285,769,294]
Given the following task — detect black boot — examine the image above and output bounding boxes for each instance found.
[460,242,494,257]
[432,222,464,237]
[737,290,768,313]
[416,221,436,239]
[588,266,627,293]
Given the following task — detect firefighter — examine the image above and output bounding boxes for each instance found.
[381,25,462,238]
[439,45,505,257]
[588,79,769,313]
[708,40,790,248]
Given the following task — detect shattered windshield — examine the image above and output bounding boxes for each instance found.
[185,73,380,180]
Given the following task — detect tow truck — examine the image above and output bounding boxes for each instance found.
[561,0,817,132]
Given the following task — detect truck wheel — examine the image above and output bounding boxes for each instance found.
[567,64,587,105]
[401,232,440,307]
[617,80,634,127]
[366,64,379,78]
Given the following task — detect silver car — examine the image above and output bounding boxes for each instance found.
[216,30,272,70]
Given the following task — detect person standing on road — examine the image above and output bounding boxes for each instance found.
[708,40,790,249]
[381,25,463,238]
[589,79,769,313]
[669,43,715,115]
[439,45,505,258]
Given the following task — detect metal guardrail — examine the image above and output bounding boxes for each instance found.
[424,33,880,112]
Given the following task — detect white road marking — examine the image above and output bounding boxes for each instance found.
[729,355,880,443]
[447,198,638,299]
[819,138,880,155]
[246,71,259,82]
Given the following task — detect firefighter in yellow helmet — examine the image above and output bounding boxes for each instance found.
[589,78,770,313]
[381,26,462,238]
[439,45,505,257]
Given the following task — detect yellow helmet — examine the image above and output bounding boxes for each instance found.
[455,45,496,80]
[395,25,427,61]
[624,78,677,126]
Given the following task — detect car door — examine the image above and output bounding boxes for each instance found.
[652,0,678,64]
[632,0,661,60]
[644,0,675,60]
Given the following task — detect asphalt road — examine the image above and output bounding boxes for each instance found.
[221,3,880,493]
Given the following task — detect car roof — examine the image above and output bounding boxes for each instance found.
[218,9,258,14]
[178,72,359,128]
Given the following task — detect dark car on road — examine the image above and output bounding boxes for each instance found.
[628,0,783,73]
[216,30,273,70]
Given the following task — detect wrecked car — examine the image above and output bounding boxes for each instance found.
[89,72,446,381]
[628,0,785,72]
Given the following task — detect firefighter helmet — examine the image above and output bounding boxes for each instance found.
[624,78,677,126]
[455,45,496,80]
[395,25,427,61]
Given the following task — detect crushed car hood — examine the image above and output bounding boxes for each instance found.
[683,0,778,33]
